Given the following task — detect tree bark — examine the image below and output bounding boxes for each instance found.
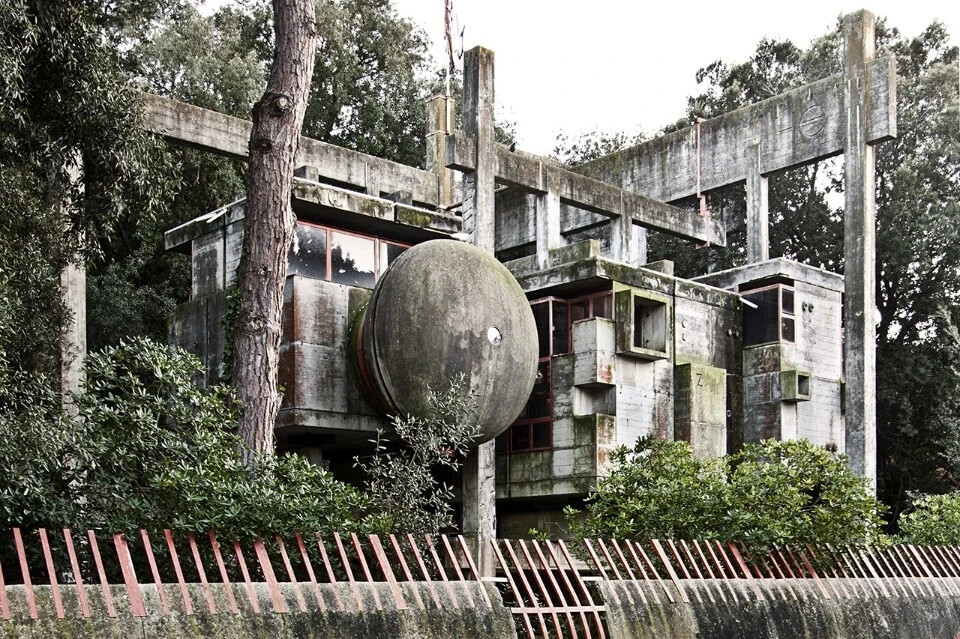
[233,0,316,467]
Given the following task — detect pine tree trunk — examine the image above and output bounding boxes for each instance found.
[233,0,316,467]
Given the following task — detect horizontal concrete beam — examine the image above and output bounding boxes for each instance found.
[446,134,725,246]
[577,57,897,202]
[140,93,441,207]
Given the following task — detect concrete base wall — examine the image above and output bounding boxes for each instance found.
[1,581,516,639]
[603,578,960,639]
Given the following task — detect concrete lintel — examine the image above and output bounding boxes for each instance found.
[577,56,896,203]
[446,133,726,246]
[141,92,441,207]
[693,257,844,293]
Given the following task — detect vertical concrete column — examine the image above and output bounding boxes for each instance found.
[610,200,645,265]
[535,174,562,270]
[461,45,497,577]
[745,141,769,263]
[60,155,85,414]
[425,95,455,210]
[842,10,877,490]
[461,47,496,253]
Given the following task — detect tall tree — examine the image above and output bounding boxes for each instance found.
[231,0,317,463]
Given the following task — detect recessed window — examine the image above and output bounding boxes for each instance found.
[287,222,408,288]
[633,297,667,353]
[743,284,796,346]
[615,288,670,360]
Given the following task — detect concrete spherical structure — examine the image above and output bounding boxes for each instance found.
[355,239,538,443]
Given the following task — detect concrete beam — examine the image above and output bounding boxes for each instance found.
[141,92,440,207]
[842,10,878,489]
[425,95,456,209]
[576,57,896,203]
[446,134,726,246]
[745,142,770,262]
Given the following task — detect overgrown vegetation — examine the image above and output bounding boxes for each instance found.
[898,492,960,545]
[565,437,886,550]
[357,374,480,534]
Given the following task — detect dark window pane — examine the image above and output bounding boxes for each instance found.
[524,361,552,419]
[781,317,795,342]
[593,293,613,319]
[532,302,550,358]
[288,224,327,279]
[570,300,589,324]
[743,288,780,346]
[330,232,376,288]
[532,422,551,449]
[511,425,530,451]
[379,242,407,275]
[781,288,795,315]
[552,302,570,355]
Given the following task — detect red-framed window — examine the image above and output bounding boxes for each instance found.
[287,221,409,288]
[500,289,613,453]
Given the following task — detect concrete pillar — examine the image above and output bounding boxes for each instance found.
[842,10,877,490]
[461,45,497,577]
[610,209,645,266]
[745,141,769,263]
[425,95,455,210]
[535,185,562,270]
[461,47,496,253]
[60,156,85,414]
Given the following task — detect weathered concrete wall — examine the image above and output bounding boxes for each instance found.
[603,578,960,639]
[1,581,516,639]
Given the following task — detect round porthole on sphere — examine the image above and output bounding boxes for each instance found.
[487,326,503,345]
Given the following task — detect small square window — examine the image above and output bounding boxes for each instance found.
[615,288,670,360]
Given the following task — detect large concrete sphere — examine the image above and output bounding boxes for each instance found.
[356,239,538,443]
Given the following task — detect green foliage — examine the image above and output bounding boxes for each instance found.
[358,374,480,535]
[898,493,960,545]
[567,437,885,550]
[0,338,369,537]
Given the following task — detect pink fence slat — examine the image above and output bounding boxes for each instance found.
[163,530,194,615]
[389,535,427,609]
[315,535,346,612]
[113,533,147,617]
[423,534,461,609]
[632,541,677,604]
[726,543,764,602]
[253,537,288,613]
[490,540,537,639]
[38,529,64,618]
[652,539,690,604]
[891,545,930,597]
[908,545,948,597]
[88,531,117,618]
[527,539,579,639]
[62,529,90,618]
[294,533,327,612]
[623,539,664,606]
[505,540,552,637]
[691,539,728,604]
[456,535,491,608]
[558,540,607,639]
[794,548,833,600]
[275,535,308,613]
[547,541,597,639]
[583,539,623,608]
[13,529,38,620]
[187,533,217,614]
[680,541,714,605]
[139,530,169,615]
[332,532,366,612]
[534,540,588,639]
[596,539,625,581]
[609,539,644,606]
[838,546,879,598]
[208,532,239,615]
[874,547,911,598]
[517,540,564,638]
[922,547,959,597]
[350,533,383,610]
[369,534,407,610]
[854,548,889,598]
[0,546,10,620]
[439,535,467,582]
[233,541,261,614]
[713,542,753,602]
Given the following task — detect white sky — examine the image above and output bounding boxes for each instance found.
[391,0,958,155]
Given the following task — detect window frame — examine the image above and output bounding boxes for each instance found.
[741,283,797,346]
[289,221,410,288]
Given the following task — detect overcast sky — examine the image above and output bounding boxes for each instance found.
[391,0,958,156]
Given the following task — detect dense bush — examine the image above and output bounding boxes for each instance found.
[566,436,886,550]
[898,492,960,545]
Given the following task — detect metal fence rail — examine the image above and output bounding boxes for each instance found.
[0,528,485,621]
[4,529,960,639]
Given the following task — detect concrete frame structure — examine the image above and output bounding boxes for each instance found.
[149,9,895,539]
